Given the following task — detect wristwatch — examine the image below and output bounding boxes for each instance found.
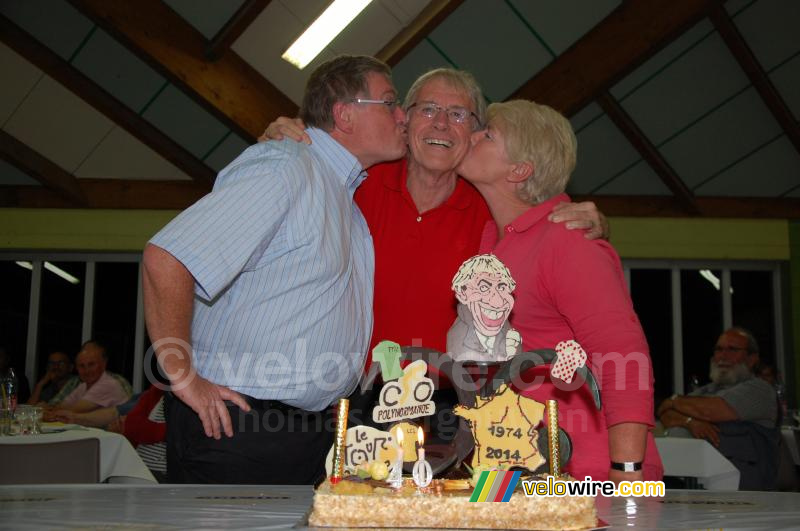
[610,461,642,472]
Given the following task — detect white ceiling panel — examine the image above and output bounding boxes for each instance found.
[568,114,640,194]
[770,52,800,121]
[163,0,246,40]
[141,84,229,160]
[507,0,620,56]
[730,0,800,71]
[659,87,782,190]
[0,158,39,186]
[616,31,750,146]
[0,0,93,60]
[3,75,113,173]
[594,160,672,196]
[205,133,251,174]
[74,126,190,181]
[611,19,715,100]
[428,0,553,101]
[233,1,337,105]
[694,135,800,197]
[278,0,329,23]
[380,0,430,23]
[392,40,453,100]
[0,44,42,126]
[328,3,413,59]
[71,28,166,113]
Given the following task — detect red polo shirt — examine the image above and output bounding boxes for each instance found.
[356,159,491,363]
[480,193,663,481]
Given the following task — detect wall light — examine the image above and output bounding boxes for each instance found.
[282,0,372,69]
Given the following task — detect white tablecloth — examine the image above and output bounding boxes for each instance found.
[655,437,740,490]
[0,427,156,484]
[1,484,799,529]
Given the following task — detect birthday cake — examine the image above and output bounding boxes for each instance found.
[308,476,597,530]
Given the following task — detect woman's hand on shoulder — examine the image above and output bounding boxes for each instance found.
[548,201,609,240]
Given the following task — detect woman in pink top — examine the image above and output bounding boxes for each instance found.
[456,100,663,483]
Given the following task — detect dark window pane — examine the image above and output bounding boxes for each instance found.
[92,262,138,382]
[0,261,32,375]
[37,261,85,370]
[731,271,774,365]
[681,269,722,389]
[630,269,673,405]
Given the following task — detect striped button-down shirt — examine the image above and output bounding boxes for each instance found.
[150,128,374,411]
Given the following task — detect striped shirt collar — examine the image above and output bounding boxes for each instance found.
[307,127,366,192]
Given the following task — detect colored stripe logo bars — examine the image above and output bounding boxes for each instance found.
[469,470,522,502]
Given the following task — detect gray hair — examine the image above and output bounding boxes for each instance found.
[487,100,577,205]
[725,327,760,355]
[300,55,392,131]
[404,68,486,130]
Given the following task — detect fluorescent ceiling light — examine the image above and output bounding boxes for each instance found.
[282,0,372,69]
[15,260,80,284]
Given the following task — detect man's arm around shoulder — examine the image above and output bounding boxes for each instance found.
[141,244,249,439]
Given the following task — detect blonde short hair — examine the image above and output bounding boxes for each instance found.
[488,100,577,205]
[451,254,516,292]
[404,68,486,130]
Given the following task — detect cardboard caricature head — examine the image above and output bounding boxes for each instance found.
[451,254,516,337]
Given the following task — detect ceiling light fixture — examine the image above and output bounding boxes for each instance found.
[15,260,80,284]
[281,0,372,69]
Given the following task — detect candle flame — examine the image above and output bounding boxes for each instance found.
[417,426,424,446]
[396,426,404,444]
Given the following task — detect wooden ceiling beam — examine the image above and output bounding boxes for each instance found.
[512,0,722,115]
[206,0,271,61]
[0,15,215,185]
[0,131,88,207]
[710,5,800,155]
[69,0,297,140]
[596,91,699,215]
[570,195,800,219]
[0,179,208,209]
[376,0,465,66]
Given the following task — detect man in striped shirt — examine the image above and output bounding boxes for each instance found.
[142,55,407,484]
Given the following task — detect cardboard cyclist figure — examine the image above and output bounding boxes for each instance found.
[447,254,521,363]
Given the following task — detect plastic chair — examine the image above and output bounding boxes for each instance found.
[0,438,100,484]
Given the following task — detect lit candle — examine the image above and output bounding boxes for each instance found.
[412,426,432,488]
[417,426,425,461]
[396,426,404,462]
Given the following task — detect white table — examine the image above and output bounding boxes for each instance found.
[0,427,156,484]
[1,484,799,529]
[655,437,740,490]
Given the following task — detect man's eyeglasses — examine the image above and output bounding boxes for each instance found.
[407,102,479,126]
[350,98,400,111]
[47,360,68,367]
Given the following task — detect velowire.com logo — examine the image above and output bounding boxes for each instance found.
[468,470,522,502]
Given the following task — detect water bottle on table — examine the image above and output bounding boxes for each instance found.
[1,368,18,436]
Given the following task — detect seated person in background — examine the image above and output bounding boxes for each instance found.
[28,351,74,405]
[658,327,778,490]
[49,340,131,414]
[755,362,778,386]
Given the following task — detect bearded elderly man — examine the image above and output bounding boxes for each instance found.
[658,327,778,489]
